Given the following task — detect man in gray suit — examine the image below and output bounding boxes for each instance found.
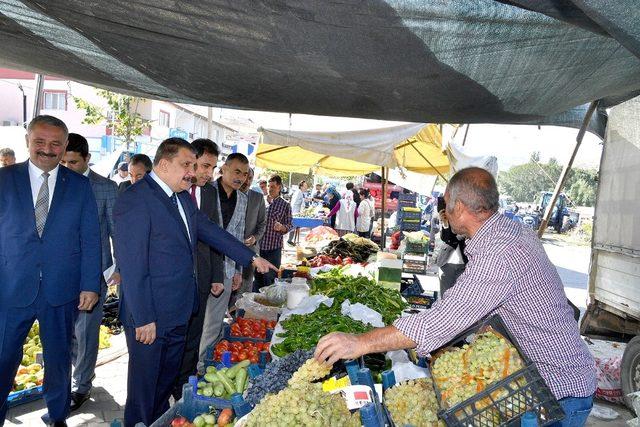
[171,138,223,399]
[60,133,119,411]
[231,168,266,307]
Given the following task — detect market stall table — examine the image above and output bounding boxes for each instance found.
[290,217,325,244]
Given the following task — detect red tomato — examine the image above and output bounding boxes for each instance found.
[249,355,259,364]
[238,351,248,361]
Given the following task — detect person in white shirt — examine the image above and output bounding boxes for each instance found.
[111,161,129,185]
[356,188,375,238]
[287,180,308,245]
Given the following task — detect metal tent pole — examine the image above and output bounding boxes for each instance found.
[32,74,44,119]
[380,166,387,248]
[537,100,598,238]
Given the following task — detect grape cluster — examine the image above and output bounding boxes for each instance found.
[432,329,525,408]
[245,382,359,427]
[288,358,331,385]
[384,378,445,427]
[245,349,313,406]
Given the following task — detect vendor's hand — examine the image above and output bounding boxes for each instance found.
[107,271,121,286]
[232,273,242,291]
[273,221,284,232]
[253,257,278,274]
[210,283,224,297]
[78,291,99,311]
[244,235,256,246]
[135,322,156,345]
[315,332,368,365]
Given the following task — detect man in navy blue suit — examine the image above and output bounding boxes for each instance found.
[0,116,101,426]
[113,138,275,427]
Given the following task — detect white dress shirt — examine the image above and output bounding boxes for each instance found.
[28,160,59,210]
[150,171,191,242]
[191,184,201,209]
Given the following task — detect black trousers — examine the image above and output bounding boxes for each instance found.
[253,248,282,292]
[171,291,209,400]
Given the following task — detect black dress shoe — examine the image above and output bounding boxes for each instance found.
[70,391,91,411]
[50,422,68,427]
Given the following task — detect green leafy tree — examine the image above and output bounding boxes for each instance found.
[498,153,597,206]
[73,90,151,151]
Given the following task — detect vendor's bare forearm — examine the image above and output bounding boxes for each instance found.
[359,326,417,354]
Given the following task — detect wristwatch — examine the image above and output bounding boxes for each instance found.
[252,254,260,263]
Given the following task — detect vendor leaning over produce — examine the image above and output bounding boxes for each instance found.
[315,167,596,427]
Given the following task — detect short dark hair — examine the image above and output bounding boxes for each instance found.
[225,152,249,165]
[191,138,220,158]
[130,154,153,172]
[153,137,196,166]
[0,148,15,157]
[346,182,354,190]
[28,115,68,137]
[66,133,90,159]
[259,180,267,185]
[298,180,306,189]
[359,188,370,198]
[269,175,283,187]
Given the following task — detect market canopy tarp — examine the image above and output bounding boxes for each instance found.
[2,1,640,124]
[256,124,449,177]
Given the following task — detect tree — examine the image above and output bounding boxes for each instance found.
[73,90,152,151]
[498,152,598,206]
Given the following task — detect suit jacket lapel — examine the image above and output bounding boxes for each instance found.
[15,162,37,235]
[42,166,69,238]
[144,175,191,246]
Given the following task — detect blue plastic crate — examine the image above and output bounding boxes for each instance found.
[137,383,228,427]
[222,322,273,343]
[7,385,43,408]
[204,344,271,370]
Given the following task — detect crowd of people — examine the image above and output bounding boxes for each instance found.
[0,115,294,427]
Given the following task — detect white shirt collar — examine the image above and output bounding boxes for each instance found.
[149,171,174,197]
[28,159,59,182]
[82,168,91,177]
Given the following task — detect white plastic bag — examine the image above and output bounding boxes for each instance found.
[340,299,384,327]
[627,391,640,426]
[279,295,333,321]
[235,292,283,321]
[386,350,430,383]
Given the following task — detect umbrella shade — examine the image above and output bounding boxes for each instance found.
[256,124,449,177]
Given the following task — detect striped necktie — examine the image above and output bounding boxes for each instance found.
[35,172,50,237]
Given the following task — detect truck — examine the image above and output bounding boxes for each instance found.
[579,95,640,408]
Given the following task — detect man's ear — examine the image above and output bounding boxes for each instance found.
[86,153,91,163]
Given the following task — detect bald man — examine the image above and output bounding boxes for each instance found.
[315,167,596,426]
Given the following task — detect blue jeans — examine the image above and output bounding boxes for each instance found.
[549,395,593,427]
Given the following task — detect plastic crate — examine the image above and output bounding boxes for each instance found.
[7,385,43,408]
[188,362,264,406]
[203,344,271,370]
[432,315,564,426]
[400,274,423,296]
[400,221,421,232]
[223,322,273,343]
[140,383,227,427]
[405,240,429,254]
[405,293,437,310]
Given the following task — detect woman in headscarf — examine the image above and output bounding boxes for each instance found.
[324,186,341,228]
[327,188,356,235]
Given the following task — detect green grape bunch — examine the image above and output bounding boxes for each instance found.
[384,378,445,427]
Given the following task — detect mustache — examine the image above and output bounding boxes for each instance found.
[37,151,57,158]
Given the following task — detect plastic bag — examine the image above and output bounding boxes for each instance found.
[258,280,288,306]
[279,294,333,321]
[340,299,384,327]
[386,350,430,383]
[590,404,619,420]
[235,293,283,321]
[588,339,626,403]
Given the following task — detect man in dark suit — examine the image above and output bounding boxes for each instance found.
[0,116,101,426]
[60,133,119,411]
[113,138,275,426]
[172,138,223,400]
[117,153,153,194]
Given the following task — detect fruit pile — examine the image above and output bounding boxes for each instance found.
[12,323,43,393]
[170,408,233,427]
[245,349,313,406]
[245,360,359,427]
[229,317,276,340]
[212,340,270,364]
[197,360,250,399]
[431,329,525,408]
[384,378,444,427]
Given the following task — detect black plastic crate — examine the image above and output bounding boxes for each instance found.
[405,240,429,254]
[400,274,423,295]
[431,315,564,426]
